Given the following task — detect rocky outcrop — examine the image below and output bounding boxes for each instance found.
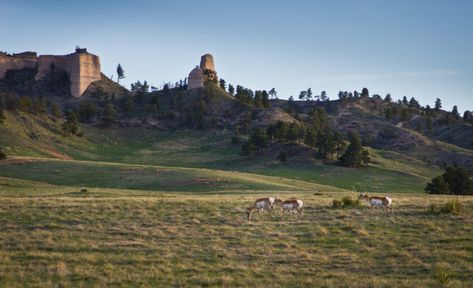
[200,54,215,72]
[0,48,101,97]
[200,54,217,82]
[187,66,204,90]
[187,54,217,90]
[0,52,37,78]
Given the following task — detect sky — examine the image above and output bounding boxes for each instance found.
[1,0,472,111]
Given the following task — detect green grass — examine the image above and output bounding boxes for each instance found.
[0,176,472,287]
[0,158,342,193]
[0,112,443,193]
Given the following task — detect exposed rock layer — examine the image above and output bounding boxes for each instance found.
[0,48,101,97]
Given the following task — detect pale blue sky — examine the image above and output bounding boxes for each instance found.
[1,0,472,111]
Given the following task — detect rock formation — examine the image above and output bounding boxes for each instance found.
[200,54,215,72]
[187,53,218,90]
[0,52,37,78]
[0,48,101,97]
[187,66,204,90]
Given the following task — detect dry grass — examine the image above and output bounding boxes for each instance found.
[0,178,472,287]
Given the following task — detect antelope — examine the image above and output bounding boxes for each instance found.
[358,193,394,214]
[246,197,281,220]
[281,198,304,219]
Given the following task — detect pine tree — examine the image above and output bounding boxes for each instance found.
[435,98,442,111]
[240,140,255,159]
[219,79,226,90]
[340,132,367,168]
[121,96,135,118]
[228,84,235,96]
[101,101,117,126]
[61,111,80,136]
[116,64,125,84]
[261,90,270,108]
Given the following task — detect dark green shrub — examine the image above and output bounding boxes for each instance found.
[332,196,361,209]
[0,148,6,160]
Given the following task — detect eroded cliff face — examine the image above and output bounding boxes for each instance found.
[187,54,217,90]
[188,66,204,90]
[0,52,37,78]
[200,54,215,72]
[0,49,101,97]
[35,50,101,97]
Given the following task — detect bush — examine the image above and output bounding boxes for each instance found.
[332,196,361,209]
[426,166,473,195]
[428,199,463,214]
[0,148,6,160]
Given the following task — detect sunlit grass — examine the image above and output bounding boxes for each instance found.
[0,177,472,287]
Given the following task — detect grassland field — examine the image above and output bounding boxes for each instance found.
[0,113,472,287]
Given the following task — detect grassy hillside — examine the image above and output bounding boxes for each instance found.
[0,111,443,193]
[0,176,472,287]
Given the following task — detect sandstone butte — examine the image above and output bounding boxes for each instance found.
[187,53,218,90]
[0,48,101,97]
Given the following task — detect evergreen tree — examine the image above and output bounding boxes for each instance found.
[451,105,460,119]
[384,93,392,102]
[298,90,307,101]
[116,64,125,84]
[101,101,117,126]
[121,96,135,118]
[253,91,263,108]
[463,110,471,121]
[250,128,269,155]
[426,166,473,195]
[261,90,270,108]
[228,84,235,96]
[306,88,313,102]
[385,108,394,120]
[339,132,367,168]
[78,101,97,123]
[435,98,442,111]
[61,111,80,136]
[269,88,277,99]
[402,96,409,105]
[240,140,255,159]
[361,88,369,98]
[277,150,287,162]
[219,79,226,90]
[320,91,328,101]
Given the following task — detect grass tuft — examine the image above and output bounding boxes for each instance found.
[433,265,454,288]
[332,196,361,209]
[428,199,463,214]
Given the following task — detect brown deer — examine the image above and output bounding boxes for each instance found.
[358,193,394,214]
[246,197,281,220]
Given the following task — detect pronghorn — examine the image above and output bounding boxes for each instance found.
[246,197,281,220]
[358,193,394,214]
[281,199,304,219]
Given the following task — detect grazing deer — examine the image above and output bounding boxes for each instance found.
[281,199,304,219]
[358,193,394,214]
[247,197,281,220]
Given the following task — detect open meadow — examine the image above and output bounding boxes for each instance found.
[0,158,472,287]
